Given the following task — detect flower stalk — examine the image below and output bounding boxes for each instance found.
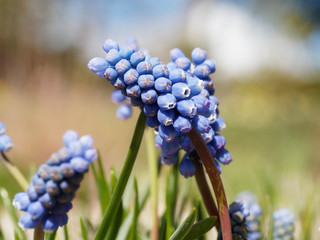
[187,128,232,240]
[189,151,220,230]
[94,111,146,240]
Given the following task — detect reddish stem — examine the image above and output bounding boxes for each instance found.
[187,129,232,240]
[190,152,220,230]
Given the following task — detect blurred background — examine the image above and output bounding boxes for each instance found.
[1,0,319,239]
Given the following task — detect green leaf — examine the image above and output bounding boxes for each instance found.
[91,150,110,213]
[168,208,197,240]
[115,211,133,240]
[183,216,217,240]
[177,178,192,220]
[129,178,139,240]
[80,218,88,240]
[64,225,69,240]
[105,202,124,240]
[192,201,205,240]
[0,188,25,240]
[165,163,179,239]
[159,215,167,240]
[0,227,4,240]
[109,170,118,194]
[116,183,150,240]
[93,112,146,240]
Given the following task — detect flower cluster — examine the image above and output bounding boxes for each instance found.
[88,38,231,178]
[273,208,295,240]
[236,191,262,240]
[13,130,97,232]
[0,122,13,152]
[218,201,249,240]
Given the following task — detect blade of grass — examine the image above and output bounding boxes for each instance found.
[116,183,150,240]
[165,163,179,239]
[0,154,29,191]
[0,188,26,240]
[63,225,69,240]
[168,208,196,240]
[183,216,217,240]
[165,169,174,239]
[159,215,167,240]
[0,227,3,240]
[177,178,191,221]
[105,202,124,240]
[93,112,146,240]
[80,218,88,240]
[109,170,118,194]
[145,127,159,240]
[91,151,110,213]
[129,178,139,240]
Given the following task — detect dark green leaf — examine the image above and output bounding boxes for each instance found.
[183,216,217,240]
[159,215,167,240]
[64,225,69,240]
[168,208,197,240]
[105,202,124,240]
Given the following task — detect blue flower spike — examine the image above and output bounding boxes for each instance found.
[0,122,13,152]
[273,208,295,240]
[218,201,249,240]
[88,38,232,176]
[13,130,97,232]
[235,191,263,240]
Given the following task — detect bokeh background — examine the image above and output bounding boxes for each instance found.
[1,0,319,239]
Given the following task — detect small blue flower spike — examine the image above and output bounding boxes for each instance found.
[273,208,295,240]
[235,191,263,240]
[88,39,232,176]
[0,122,13,152]
[218,201,249,240]
[13,130,97,232]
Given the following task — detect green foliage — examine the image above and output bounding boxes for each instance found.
[91,150,110,213]
[168,208,196,240]
[0,188,25,240]
[184,216,217,240]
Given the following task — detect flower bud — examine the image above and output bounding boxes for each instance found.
[103,39,119,53]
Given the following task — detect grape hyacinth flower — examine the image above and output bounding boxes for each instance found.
[236,191,263,240]
[13,130,97,232]
[218,201,249,240]
[0,122,13,152]
[273,208,295,240]
[88,38,232,177]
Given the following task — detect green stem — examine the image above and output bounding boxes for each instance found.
[0,152,29,191]
[189,151,220,230]
[94,111,146,240]
[145,128,159,240]
[187,129,232,240]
